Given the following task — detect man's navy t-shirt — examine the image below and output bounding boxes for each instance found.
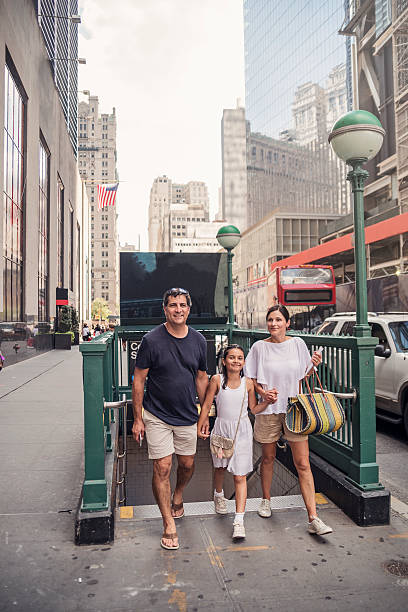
[135,324,207,426]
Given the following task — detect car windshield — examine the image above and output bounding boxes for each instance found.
[389,321,408,352]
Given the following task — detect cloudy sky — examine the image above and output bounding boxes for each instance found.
[78,0,245,249]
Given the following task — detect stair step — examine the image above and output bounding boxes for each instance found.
[117,494,328,521]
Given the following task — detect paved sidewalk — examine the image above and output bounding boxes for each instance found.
[0,349,408,611]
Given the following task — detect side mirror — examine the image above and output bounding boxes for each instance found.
[375,344,391,358]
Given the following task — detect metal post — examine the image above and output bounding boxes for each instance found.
[80,342,108,511]
[347,158,382,490]
[347,159,370,337]
[227,248,234,342]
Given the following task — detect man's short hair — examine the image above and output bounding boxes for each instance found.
[162,287,192,307]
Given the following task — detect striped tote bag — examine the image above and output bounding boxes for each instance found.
[285,373,345,436]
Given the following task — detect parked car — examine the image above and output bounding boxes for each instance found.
[316,312,408,436]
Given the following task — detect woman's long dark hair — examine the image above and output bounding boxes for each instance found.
[221,344,245,389]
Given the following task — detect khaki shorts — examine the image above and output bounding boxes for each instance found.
[254,413,308,444]
[143,409,197,460]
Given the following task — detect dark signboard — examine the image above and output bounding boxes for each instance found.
[120,252,228,324]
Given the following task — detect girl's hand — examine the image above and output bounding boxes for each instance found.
[263,387,278,403]
[311,351,323,367]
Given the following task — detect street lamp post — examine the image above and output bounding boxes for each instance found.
[329,109,385,490]
[329,110,385,336]
[216,225,241,341]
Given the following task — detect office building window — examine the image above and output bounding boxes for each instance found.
[3,61,26,321]
[38,136,50,321]
[57,177,64,287]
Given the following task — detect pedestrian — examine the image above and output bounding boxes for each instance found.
[82,322,90,342]
[244,305,332,536]
[197,345,270,540]
[94,323,101,337]
[132,287,209,551]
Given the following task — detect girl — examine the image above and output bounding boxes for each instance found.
[197,344,272,540]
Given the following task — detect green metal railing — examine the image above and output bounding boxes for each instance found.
[79,324,382,512]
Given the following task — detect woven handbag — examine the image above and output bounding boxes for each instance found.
[285,370,345,436]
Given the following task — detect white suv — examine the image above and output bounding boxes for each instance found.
[317,312,408,437]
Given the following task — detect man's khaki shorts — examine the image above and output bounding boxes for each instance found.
[254,413,308,444]
[143,409,197,459]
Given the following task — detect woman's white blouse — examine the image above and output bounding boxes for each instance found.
[244,337,312,415]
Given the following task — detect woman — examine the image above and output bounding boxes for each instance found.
[245,305,332,536]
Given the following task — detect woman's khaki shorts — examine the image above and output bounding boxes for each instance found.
[254,413,308,443]
[143,409,197,459]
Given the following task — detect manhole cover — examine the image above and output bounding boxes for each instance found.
[384,560,408,577]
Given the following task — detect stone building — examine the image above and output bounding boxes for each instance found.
[148,176,223,252]
[78,95,119,315]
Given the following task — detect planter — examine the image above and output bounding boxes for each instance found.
[73,332,80,346]
[55,333,72,350]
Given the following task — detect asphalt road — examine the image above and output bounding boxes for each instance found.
[376,418,408,505]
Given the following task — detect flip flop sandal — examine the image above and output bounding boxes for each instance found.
[161,532,179,550]
[171,500,185,519]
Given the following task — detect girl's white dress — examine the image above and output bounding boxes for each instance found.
[210,375,253,476]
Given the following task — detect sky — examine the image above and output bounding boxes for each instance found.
[78,0,245,250]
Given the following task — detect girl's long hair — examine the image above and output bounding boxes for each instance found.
[221,344,245,389]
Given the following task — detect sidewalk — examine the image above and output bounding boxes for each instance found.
[0,349,407,611]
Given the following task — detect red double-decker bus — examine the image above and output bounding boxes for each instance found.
[275,265,336,306]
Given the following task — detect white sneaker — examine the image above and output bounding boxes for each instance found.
[232,522,246,540]
[308,516,333,535]
[214,494,228,514]
[258,498,271,518]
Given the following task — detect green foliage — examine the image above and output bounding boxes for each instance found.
[91,298,110,321]
[71,307,79,333]
[58,306,72,333]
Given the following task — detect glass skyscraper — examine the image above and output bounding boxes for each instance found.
[244,0,347,138]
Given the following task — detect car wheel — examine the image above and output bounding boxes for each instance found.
[404,402,408,439]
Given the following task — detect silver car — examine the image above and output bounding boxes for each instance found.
[317,312,408,437]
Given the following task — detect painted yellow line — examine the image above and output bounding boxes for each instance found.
[389,533,408,539]
[220,545,271,552]
[315,493,328,504]
[205,532,224,569]
[119,506,134,519]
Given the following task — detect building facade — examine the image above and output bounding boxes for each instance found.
[221,106,248,229]
[148,176,223,252]
[78,95,119,316]
[36,0,79,153]
[241,1,351,232]
[0,0,87,355]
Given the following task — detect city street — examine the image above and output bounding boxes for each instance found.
[377,419,408,507]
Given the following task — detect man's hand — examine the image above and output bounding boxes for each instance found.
[197,418,210,439]
[132,417,145,443]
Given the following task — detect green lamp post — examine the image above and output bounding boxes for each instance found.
[329,110,385,491]
[217,225,241,340]
[328,110,385,337]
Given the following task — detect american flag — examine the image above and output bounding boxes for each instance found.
[97,183,118,210]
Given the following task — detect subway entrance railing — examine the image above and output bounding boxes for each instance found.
[78,324,383,518]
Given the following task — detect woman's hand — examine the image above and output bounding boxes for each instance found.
[311,351,323,367]
[263,387,278,403]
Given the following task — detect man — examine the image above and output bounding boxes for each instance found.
[132,288,209,551]
[82,323,90,342]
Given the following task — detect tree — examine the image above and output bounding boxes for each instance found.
[71,307,79,333]
[91,298,110,321]
[58,306,72,333]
